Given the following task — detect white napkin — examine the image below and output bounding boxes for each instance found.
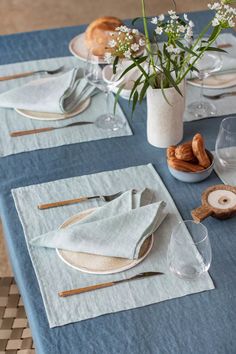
[30,189,167,259]
[0,68,98,113]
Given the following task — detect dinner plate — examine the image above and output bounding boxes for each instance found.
[69,33,106,64]
[15,97,91,121]
[56,208,154,275]
[187,72,236,89]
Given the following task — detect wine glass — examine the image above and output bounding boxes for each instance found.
[167,220,212,280]
[215,116,236,168]
[84,49,125,131]
[188,52,222,118]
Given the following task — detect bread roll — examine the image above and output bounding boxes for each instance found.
[85,16,123,57]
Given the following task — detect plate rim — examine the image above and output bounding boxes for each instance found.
[56,208,154,275]
[69,32,106,64]
[15,96,91,121]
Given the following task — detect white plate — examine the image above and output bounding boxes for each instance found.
[15,97,91,121]
[56,208,154,275]
[187,72,236,89]
[69,33,106,64]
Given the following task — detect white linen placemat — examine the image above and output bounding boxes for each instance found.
[0,56,132,157]
[12,164,214,327]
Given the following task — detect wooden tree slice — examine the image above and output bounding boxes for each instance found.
[191,184,236,222]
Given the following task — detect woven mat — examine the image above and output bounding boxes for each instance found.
[0,277,35,354]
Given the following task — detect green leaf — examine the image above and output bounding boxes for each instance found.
[113,83,126,114]
[129,74,143,103]
[113,56,119,74]
[132,90,139,116]
[175,40,197,56]
[208,25,220,42]
[198,46,227,53]
[132,17,141,25]
[162,67,183,96]
[161,77,171,105]
[119,56,148,80]
[139,81,149,103]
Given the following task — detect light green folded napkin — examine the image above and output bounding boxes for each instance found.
[30,189,166,259]
[0,68,98,113]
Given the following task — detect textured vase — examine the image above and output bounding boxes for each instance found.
[146,82,185,148]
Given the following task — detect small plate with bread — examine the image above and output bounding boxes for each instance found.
[69,17,123,63]
[167,133,214,183]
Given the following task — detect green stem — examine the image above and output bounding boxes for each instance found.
[141,0,156,73]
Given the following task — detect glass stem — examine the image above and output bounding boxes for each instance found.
[105,88,112,120]
[199,76,204,108]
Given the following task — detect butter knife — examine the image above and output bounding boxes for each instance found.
[10,121,94,137]
[58,271,164,297]
[203,91,236,100]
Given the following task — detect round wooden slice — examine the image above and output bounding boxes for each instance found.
[191,184,236,222]
[56,208,154,275]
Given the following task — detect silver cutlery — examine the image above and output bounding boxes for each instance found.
[37,190,137,210]
[203,91,236,100]
[58,271,164,297]
[0,66,64,81]
[10,121,94,137]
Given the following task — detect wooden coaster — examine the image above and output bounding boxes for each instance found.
[0,277,35,353]
[191,184,236,222]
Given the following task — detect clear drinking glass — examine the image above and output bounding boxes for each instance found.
[167,220,212,280]
[84,49,124,131]
[215,116,236,168]
[188,52,222,118]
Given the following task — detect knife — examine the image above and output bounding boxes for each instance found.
[58,271,164,297]
[10,121,94,137]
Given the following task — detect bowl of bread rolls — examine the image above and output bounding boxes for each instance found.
[167,133,214,183]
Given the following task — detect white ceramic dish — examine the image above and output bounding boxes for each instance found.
[168,151,215,183]
[56,208,154,275]
[69,33,106,64]
[187,72,236,89]
[15,97,91,121]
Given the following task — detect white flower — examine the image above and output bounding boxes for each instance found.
[139,38,146,46]
[155,26,163,35]
[151,17,158,25]
[171,14,179,20]
[184,13,189,21]
[189,20,195,27]
[168,10,176,16]
[124,49,131,58]
[166,44,174,53]
[132,29,139,35]
[178,25,186,33]
[104,52,113,64]
[212,17,220,26]
[208,2,221,10]
[228,18,235,27]
[128,35,133,40]
[116,25,130,33]
[158,14,165,21]
[173,47,181,54]
[131,43,140,52]
[108,39,117,48]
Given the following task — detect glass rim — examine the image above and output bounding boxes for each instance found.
[171,219,208,245]
[220,116,236,134]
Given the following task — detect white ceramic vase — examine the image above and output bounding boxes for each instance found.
[146,82,185,148]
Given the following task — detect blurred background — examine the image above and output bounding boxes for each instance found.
[0,0,208,35]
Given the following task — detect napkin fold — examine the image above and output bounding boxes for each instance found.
[30,189,166,259]
[0,68,98,113]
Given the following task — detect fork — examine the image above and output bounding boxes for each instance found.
[37,190,137,210]
[0,66,64,81]
[203,91,236,100]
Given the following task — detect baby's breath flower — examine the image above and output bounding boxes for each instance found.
[151,17,158,24]
[178,25,186,33]
[155,26,163,35]
[212,17,220,26]
[183,13,189,21]
[132,29,139,34]
[166,44,174,53]
[124,49,131,58]
[168,10,176,16]
[159,14,165,21]
[108,39,117,48]
[189,20,195,27]
[131,43,140,52]
[208,2,221,10]
[139,38,146,46]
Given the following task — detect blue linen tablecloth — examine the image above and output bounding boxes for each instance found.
[0,10,235,354]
